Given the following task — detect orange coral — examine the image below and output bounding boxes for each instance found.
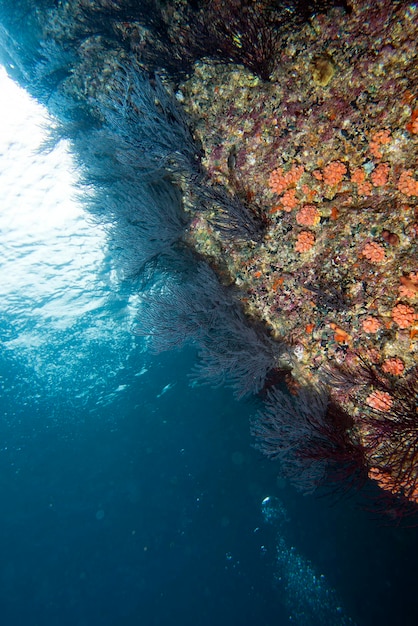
[295,231,315,253]
[397,170,418,196]
[369,467,418,504]
[398,272,418,298]
[322,160,347,186]
[362,316,380,333]
[366,390,393,411]
[357,181,372,196]
[330,325,351,343]
[281,188,299,211]
[269,164,304,195]
[295,204,321,226]
[369,129,391,159]
[392,303,416,328]
[406,108,418,134]
[312,169,323,181]
[382,357,404,375]
[351,167,365,184]
[410,118,418,134]
[371,162,390,187]
[269,168,286,194]
[361,242,386,263]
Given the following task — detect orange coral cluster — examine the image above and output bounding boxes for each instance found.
[263,120,417,505]
[295,231,315,253]
[391,303,416,328]
[406,108,418,134]
[366,390,393,411]
[362,316,380,333]
[371,162,390,187]
[322,160,347,186]
[295,204,321,226]
[398,272,418,298]
[382,357,405,375]
[351,167,373,196]
[269,164,304,195]
[350,167,365,184]
[397,170,418,196]
[361,241,386,263]
[369,467,418,505]
[369,129,391,159]
[280,188,299,211]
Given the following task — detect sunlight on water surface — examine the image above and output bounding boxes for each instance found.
[0,67,137,404]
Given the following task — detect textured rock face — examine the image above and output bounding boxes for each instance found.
[1,0,417,506]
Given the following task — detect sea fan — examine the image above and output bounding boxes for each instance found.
[196,185,267,243]
[135,261,286,397]
[193,311,284,399]
[96,65,202,179]
[252,385,365,494]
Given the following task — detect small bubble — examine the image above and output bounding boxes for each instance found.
[95,509,105,520]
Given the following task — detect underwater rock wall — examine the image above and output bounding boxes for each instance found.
[0,0,416,510]
[179,1,418,505]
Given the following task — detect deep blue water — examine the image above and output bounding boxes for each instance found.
[1,70,418,626]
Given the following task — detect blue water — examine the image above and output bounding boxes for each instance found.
[1,71,418,626]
